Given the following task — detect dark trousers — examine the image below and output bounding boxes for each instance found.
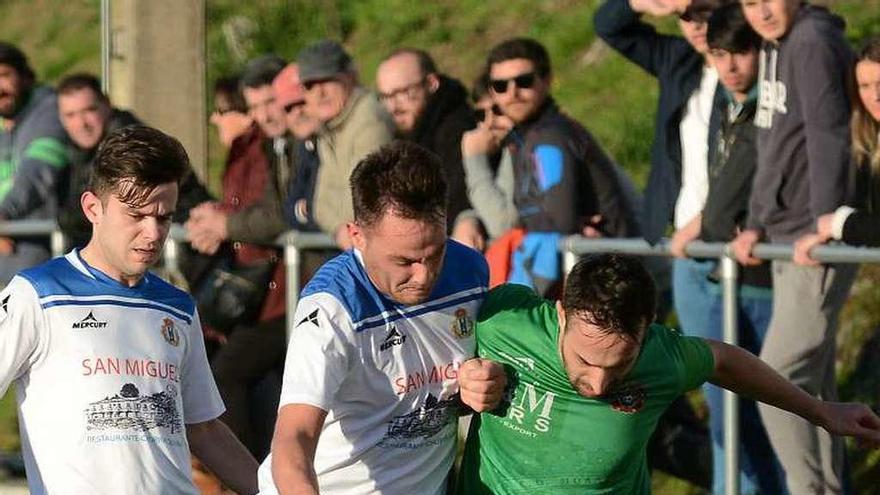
[211,316,287,459]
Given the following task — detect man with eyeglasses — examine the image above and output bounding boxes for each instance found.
[376,48,475,235]
[297,39,394,249]
[476,37,641,297]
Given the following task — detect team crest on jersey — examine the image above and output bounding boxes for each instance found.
[160,318,180,347]
[451,308,474,339]
[605,382,646,414]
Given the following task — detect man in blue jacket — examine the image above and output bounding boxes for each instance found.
[0,42,69,284]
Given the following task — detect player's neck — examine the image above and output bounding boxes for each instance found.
[79,243,144,287]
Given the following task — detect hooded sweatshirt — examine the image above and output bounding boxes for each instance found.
[404,75,475,230]
[746,4,854,241]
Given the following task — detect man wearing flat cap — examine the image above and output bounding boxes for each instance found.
[296,39,394,249]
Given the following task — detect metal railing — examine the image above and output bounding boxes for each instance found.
[560,236,880,495]
[160,227,880,494]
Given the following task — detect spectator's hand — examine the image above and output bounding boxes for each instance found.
[188,230,223,256]
[628,0,679,17]
[582,215,605,238]
[669,215,701,258]
[459,358,507,412]
[0,237,15,256]
[815,401,880,448]
[793,233,826,267]
[462,125,500,158]
[731,229,762,266]
[188,201,222,221]
[816,213,835,240]
[335,224,353,251]
[451,217,487,252]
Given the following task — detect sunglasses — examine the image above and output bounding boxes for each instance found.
[283,101,306,113]
[474,104,504,121]
[489,72,537,94]
[679,8,712,23]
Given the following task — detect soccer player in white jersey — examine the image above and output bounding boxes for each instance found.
[0,126,258,494]
[260,141,506,494]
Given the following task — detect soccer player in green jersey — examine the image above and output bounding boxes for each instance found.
[458,254,880,494]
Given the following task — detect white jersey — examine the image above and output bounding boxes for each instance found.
[258,240,488,495]
[0,251,224,494]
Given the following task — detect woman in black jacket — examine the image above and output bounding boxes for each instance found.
[795,37,880,261]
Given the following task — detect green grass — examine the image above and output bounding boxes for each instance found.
[0,392,19,452]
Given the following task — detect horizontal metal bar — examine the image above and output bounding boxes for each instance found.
[0,220,59,237]
[560,236,880,264]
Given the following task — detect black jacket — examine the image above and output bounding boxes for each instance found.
[700,93,770,288]
[841,161,880,246]
[507,99,640,237]
[58,109,212,248]
[594,0,723,242]
[403,75,475,231]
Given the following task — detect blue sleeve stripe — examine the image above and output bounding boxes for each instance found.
[41,299,193,324]
[354,290,486,333]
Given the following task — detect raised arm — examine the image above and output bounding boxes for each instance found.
[707,340,880,444]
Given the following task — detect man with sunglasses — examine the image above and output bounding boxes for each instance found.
[376,49,475,233]
[297,40,394,249]
[478,38,641,296]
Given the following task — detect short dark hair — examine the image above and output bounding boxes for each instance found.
[562,254,656,339]
[57,73,109,104]
[89,126,190,206]
[240,54,285,90]
[213,75,248,113]
[471,72,491,103]
[0,41,34,81]
[382,47,437,76]
[707,3,762,53]
[350,141,447,227]
[486,38,551,79]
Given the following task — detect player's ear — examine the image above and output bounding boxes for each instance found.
[348,221,367,251]
[555,300,566,330]
[81,190,104,225]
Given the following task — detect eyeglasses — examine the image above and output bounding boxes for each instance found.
[283,101,306,113]
[474,104,504,121]
[378,79,427,103]
[214,107,237,116]
[679,8,711,23]
[489,72,537,94]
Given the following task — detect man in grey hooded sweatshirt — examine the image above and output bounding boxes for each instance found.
[731,1,856,493]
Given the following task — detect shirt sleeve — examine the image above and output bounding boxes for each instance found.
[659,326,715,393]
[180,309,225,424]
[0,135,69,219]
[278,293,354,411]
[0,276,45,397]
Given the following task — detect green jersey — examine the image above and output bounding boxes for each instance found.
[458,284,714,494]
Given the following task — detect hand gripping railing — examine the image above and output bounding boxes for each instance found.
[560,236,880,495]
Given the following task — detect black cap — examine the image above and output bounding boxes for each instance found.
[297,40,353,83]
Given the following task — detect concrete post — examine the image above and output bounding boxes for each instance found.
[108,0,208,180]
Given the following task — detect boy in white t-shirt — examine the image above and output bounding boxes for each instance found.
[0,126,258,494]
